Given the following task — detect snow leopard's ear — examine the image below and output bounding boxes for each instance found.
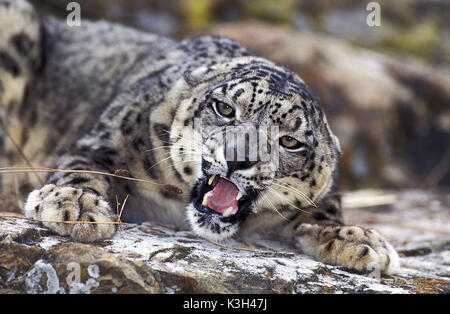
[183,66,225,87]
[322,114,343,157]
[331,133,343,157]
[182,69,200,86]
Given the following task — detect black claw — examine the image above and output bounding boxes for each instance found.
[63,211,70,221]
[358,246,370,259]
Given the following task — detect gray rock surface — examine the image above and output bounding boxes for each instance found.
[0,190,448,294]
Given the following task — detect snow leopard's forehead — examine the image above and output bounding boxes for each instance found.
[191,58,341,196]
[199,59,339,157]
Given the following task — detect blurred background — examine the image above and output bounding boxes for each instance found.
[29,0,450,192]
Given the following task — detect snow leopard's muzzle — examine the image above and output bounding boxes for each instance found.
[187,169,260,241]
[186,123,277,241]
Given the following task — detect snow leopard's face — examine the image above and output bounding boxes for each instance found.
[171,58,341,241]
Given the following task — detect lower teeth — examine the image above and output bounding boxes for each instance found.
[223,207,233,217]
[202,194,209,207]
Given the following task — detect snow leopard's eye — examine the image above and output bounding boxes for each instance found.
[213,100,235,118]
[280,136,304,151]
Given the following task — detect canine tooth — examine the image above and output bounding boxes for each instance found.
[208,175,216,185]
[236,192,242,201]
[223,207,233,217]
[202,194,209,207]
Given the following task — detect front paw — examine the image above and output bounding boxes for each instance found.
[24,184,116,242]
[296,224,400,275]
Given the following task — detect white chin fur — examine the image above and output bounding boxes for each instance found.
[186,203,238,242]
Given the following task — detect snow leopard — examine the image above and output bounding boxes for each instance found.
[0,0,399,274]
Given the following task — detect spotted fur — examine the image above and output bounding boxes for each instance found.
[1,0,399,274]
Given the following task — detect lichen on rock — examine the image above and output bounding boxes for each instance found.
[0,190,448,294]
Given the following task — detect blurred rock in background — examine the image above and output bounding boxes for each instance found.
[30,0,450,67]
[206,22,450,190]
[28,0,450,191]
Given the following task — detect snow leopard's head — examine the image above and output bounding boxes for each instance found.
[170,56,341,241]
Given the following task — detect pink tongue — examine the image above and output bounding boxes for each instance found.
[207,178,239,215]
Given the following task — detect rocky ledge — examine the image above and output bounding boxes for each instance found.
[0,190,448,294]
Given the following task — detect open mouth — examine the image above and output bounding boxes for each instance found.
[191,174,254,221]
[203,174,242,217]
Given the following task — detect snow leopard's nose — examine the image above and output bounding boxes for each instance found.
[224,138,258,175]
[227,159,258,174]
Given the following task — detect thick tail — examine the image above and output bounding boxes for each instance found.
[0,0,42,119]
[0,0,42,200]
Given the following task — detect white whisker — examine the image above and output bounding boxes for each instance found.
[256,190,289,221]
[146,153,201,172]
[143,145,173,153]
[160,129,204,151]
[271,179,317,208]
[267,186,311,214]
